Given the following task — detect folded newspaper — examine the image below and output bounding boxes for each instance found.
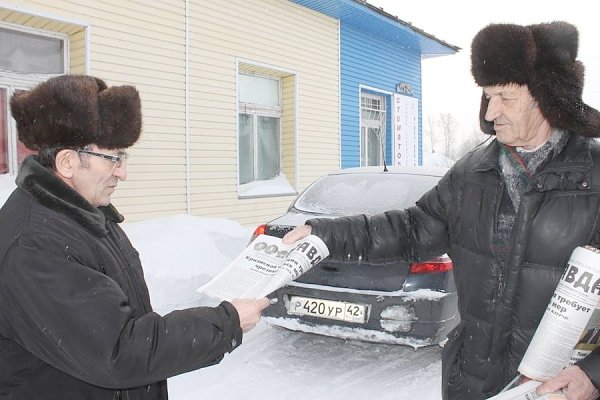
[197,234,329,301]
[488,245,600,400]
[488,380,564,400]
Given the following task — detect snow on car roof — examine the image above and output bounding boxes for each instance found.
[327,165,449,177]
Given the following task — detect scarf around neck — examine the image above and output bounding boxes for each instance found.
[499,129,567,211]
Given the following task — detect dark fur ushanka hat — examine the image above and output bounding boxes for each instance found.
[10,75,142,150]
[471,21,600,137]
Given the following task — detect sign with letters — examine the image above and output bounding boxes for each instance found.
[393,93,419,166]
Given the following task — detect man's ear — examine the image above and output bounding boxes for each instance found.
[55,149,76,179]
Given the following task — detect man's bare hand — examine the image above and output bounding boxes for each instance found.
[537,366,599,400]
[282,225,312,244]
[230,297,270,332]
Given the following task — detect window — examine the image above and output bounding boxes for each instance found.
[0,27,64,74]
[0,23,68,174]
[238,74,282,185]
[361,93,386,167]
[0,87,38,174]
[13,89,37,168]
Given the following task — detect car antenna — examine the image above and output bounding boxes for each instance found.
[379,133,388,172]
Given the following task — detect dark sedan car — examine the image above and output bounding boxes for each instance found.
[253,166,459,347]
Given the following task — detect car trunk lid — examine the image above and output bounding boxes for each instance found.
[294,259,411,291]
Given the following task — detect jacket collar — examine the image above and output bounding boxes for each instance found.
[471,133,594,191]
[16,156,124,237]
[536,133,593,191]
[472,139,501,173]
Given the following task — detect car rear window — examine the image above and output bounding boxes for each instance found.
[294,173,442,215]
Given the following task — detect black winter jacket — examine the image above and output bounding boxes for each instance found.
[0,156,243,399]
[308,134,600,399]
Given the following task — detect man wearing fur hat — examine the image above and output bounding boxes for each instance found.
[283,21,600,399]
[0,75,269,399]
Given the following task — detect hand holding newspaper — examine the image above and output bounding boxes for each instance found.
[197,234,329,301]
[488,245,600,400]
[488,380,565,400]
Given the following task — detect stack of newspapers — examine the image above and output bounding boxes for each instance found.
[489,245,600,400]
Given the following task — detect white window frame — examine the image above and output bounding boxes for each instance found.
[0,21,69,74]
[2,85,28,174]
[360,91,387,167]
[236,59,299,198]
[237,73,283,183]
[238,104,283,183]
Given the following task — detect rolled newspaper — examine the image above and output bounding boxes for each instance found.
[518,245,600,381]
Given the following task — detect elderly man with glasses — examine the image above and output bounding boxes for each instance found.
[0,75,269,400]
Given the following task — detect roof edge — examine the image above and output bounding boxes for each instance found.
[355,0,461,52]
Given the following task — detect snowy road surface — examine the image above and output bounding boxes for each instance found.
[149,274,443,400]
[168,320,443,400]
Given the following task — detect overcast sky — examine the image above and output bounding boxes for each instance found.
[368,0,600,135]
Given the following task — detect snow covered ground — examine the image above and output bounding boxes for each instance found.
[0,174,443,399]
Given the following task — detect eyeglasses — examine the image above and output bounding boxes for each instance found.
[77,149,129,168]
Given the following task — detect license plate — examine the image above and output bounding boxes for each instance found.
[288,296,368,324]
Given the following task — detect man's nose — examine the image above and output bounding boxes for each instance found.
[485,97,501,122]
[113,164,127,181]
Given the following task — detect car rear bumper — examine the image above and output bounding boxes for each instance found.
[264,282,459,346]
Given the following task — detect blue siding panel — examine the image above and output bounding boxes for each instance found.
[340,24,422,168]
[289,0,457,169]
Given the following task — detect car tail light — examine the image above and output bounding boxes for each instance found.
[251,224,267,241]
[409,255,453,274]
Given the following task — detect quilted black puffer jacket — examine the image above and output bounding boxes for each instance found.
[308,134,600,399]
[0,156,242,399]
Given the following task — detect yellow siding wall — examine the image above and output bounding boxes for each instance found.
[1,0,188,220]
[69,29,86,74]
[188,0,339,226]
[1,0,340,227]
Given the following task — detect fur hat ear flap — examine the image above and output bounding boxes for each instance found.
[478,93,495,136]
[534,61,600,137]
[10,75,142,150]
[97,86,142,149]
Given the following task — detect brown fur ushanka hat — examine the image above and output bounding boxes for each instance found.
[10,75,142,150]
[471,21,600,137]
